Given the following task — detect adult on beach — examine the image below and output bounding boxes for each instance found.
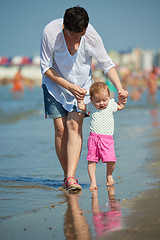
[40,6,128,190]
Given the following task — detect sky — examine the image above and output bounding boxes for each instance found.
[0,0,160,57]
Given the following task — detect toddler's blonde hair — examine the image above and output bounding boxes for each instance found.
[89,82,110,98]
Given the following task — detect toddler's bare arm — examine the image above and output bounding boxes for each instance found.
[117,97,125,111]
[77,99,86,112]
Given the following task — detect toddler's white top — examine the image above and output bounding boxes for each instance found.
[40,18,115,112]
[86,99,117,135]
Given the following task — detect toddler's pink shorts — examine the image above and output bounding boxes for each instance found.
[87,132,117,163]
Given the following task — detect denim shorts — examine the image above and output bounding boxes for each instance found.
[42,84,83,119]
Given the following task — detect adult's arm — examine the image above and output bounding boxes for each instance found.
[106,67,129,102]
[86,25,128,101]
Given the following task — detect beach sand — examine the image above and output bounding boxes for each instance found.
[113,186,160,240]
[108,129,160,240]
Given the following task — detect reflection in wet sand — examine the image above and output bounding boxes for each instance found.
[64,191,91,240]
[91,187,122,238]
[63,187,123,239]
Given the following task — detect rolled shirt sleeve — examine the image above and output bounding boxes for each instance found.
[40,27,54,75]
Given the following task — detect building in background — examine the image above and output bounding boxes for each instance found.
[141,49,154,72]
[154,49,160,68]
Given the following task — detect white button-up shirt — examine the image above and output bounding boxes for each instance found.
[40,18,115,112]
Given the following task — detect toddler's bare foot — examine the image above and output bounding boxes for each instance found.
[107,175,115,186]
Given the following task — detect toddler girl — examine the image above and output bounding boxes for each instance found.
[78,82,125,189]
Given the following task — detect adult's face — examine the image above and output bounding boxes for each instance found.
[65,29,86,42]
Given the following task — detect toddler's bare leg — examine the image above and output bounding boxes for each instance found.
[88,161,97,190]
[106,162,115,186]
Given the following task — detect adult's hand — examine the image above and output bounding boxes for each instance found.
[69,84,87,101]
[45,68,87,100]
[118,89,129,104]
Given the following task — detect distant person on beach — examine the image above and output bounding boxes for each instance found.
[130,87,143,101]
[77,82,125,189]
[40,6,128,191]
[147,67,157,104]
[11,68,24,97]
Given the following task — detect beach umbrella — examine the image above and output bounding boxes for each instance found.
[11,56,32,65]
[0,57,11,65]
[32,56,40,65]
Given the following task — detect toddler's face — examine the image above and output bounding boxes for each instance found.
[91,90,110,110]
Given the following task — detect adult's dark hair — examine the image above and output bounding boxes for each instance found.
[63,6,89,33]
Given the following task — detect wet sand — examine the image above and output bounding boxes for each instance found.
[0,127,159,240]
[108,129,160,240]
[0,87,160,240]
[115,186,160,240]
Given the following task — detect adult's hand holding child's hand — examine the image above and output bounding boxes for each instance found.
[118,89,129,104]
[69,84,87,101]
